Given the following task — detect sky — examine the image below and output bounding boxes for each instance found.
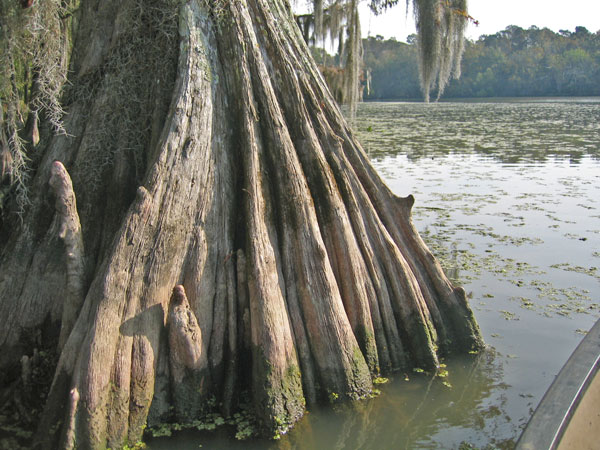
[360,0,600,42]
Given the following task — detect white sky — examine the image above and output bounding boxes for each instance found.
[360,1,600,42]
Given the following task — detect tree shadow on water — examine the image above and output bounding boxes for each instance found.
[277,349,517,450]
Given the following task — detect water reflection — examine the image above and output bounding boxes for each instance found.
[149,350,516,450]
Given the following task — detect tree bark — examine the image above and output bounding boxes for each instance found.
[0,0,483,448]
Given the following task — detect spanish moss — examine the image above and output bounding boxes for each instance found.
[0,0,75,214]
[412,0,469,102]
[299,0,470,103]
[344,0,362,118]
[295,1,363,114]
[368,0,470,102]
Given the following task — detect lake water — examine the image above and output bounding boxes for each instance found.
[149,98,600,449]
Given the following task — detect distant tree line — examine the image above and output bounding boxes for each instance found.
[363,25,600,99]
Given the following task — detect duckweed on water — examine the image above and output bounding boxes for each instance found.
[577,203,595,210]
[550,263,599,280]
[563,233,588,240]
[513,297,535,310]
[148,408,257,442]
[499,310,518,321]
[450,224,544,246]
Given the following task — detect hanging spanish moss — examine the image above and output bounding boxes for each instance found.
[0,0,76,214]
[343,0,362,118]
[294,0,363,115]
[298,0,470,104]
[411,0,468,102]
[314,0,324,42]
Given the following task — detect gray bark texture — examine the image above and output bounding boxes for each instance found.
[0,0,483,448]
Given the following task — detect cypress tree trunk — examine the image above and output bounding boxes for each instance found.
[0,0,483,448]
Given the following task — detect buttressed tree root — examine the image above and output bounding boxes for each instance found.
[0,1,483,448]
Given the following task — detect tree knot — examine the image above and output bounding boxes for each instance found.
[170,285,188,307]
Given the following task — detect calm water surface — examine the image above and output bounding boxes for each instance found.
[150,98,600,449]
